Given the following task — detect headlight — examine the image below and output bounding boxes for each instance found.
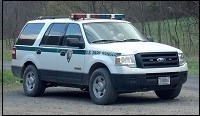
[115,55,136,68]
[178,53,186,66]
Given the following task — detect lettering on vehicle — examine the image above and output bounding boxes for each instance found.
[85,50,120,56]
[74,67,81,70]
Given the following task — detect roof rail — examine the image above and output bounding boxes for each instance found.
[37,16,69,20]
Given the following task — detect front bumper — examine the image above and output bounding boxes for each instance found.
[111,71,187,93]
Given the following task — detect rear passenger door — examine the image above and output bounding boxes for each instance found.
[37,23,67,82]
[57,23,85,84]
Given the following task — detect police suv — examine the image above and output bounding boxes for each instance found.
[11,14,188,105]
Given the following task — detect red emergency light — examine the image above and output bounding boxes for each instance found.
[70,13,125,20]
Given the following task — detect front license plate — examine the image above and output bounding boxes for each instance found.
[158,77,170,85]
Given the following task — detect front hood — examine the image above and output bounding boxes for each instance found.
[89,42,181,54]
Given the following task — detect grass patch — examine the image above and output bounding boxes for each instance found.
[1,70,21,84]
[2,50,12,61]
[186,57,199,75]
[0,39,13,61]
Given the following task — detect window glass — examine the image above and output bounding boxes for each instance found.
[16,23,44,45]
[83,22,147,43]
[62,24,83,46]
[49,24,66,36]
[45,23,67,45]
[65,24,82,36]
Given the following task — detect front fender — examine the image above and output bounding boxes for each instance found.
[84,54,116,74]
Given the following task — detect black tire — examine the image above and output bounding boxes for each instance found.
[23,65,46,97]
[89,68,117,105]
[155,86,182,100]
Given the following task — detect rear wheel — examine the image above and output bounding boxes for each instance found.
[89,68,117,105]
[155,86,182,100]
[23,65,46,96]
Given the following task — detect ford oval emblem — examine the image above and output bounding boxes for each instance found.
[157,58,166,62]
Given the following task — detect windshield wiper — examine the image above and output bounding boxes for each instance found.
[122,39,145,42]
[91,40,122,43]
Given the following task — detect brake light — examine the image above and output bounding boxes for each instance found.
[12,47,16,59]
[70,13,125,20]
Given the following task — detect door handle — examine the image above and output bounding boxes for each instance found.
[36,49,41,54]
[60,51,66,56]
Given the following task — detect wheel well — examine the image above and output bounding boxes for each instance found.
[88,62,110,77]
[21,61,36,77]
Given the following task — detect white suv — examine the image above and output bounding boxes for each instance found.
[11,14,188,105]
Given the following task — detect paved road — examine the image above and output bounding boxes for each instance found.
[2,61,199,115]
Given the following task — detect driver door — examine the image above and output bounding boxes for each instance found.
[57,23,85,84]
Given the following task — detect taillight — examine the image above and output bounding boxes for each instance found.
[12,47,16,59]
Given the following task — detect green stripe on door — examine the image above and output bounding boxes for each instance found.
[15,45,121,56]
[15,46,86,55]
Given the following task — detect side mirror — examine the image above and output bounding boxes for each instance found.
[67,35,85,49]
[147,37,154,42]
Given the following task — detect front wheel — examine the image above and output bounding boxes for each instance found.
[23,65,46,97]
[89,68,117,105]
[155,86,182,100]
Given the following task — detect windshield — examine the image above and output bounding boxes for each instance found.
[83,22,148,43]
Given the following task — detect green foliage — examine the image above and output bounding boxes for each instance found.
[133,17,199,56]
[186,57,199,75]
[3,50,11,61]
[0,40,12,61]
[1,70,20,84]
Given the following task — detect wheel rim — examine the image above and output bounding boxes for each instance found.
[93,76,106,98]
[25,71,36,92]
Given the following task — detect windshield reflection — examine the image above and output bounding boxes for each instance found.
[83,22,148,43]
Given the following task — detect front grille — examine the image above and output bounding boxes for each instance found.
[146,72,179,79]
[135,52,179,68]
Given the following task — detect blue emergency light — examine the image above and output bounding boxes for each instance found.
[70,13,125,20]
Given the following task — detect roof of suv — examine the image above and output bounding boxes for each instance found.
[27,18,129,24]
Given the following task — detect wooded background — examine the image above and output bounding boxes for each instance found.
[2,1,199,56]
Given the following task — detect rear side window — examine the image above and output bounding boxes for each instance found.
[16,23,45,45]
[65,23,82,36]
[62,23,83,46]
[40,23,67,46]
[45,23,67,45]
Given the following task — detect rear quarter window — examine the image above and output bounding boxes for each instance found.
[16,23,45,45]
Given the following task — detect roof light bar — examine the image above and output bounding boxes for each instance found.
[70,13,125,20]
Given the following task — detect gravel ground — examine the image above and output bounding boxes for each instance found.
[2,77,199,115]
[1,61,199,115]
